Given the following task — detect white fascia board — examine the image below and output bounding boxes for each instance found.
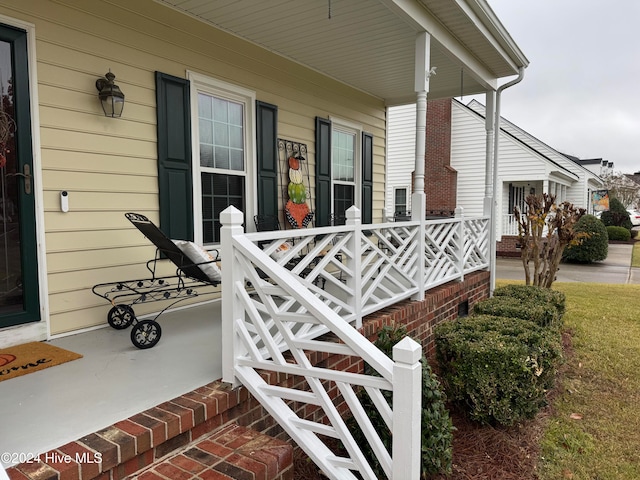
[380,0,511,90]
[462,0,529,69]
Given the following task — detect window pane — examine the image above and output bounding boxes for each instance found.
[229,149,244,171]
[199,119,213,144]
[200,144,214,168]
[198,94,212,119]
[214,146,229,170]
[332,130,355,181]
[229,125,243,149]
[201,172,245,243]
[333,184,355,220]
[214,121,229,147]
[228,102,243,126]
[213,97,227,122]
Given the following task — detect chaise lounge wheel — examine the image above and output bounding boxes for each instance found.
[107,304,135,330]
[130,320,162,349]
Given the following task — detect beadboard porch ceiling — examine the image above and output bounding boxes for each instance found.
[156,0,528,105]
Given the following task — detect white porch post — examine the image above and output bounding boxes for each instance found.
[392,337,422,480]
[483,90,496,216]
[455,206,465,280]
[412,32,430,301]
[485,90,498,295]
[346,206,363,328]
[220,205,245,388]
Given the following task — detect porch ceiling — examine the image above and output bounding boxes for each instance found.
[156,0,528,105]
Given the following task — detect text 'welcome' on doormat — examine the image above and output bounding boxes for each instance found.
[0,342,82,382]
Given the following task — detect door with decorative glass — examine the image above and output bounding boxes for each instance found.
[0,23,40,328]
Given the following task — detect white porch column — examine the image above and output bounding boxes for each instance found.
[412,32,430,301]
[345,206,363,328]
[484,90,496,216]
[543,179,549,195]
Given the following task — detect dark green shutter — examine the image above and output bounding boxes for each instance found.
[362,132,373,224]
[155,71,193,240]
[256,101,279,219]
[315,117,332,227]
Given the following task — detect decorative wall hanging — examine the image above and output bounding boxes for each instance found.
[279,139,314,228]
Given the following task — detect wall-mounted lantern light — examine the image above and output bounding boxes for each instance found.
[95,70,125,118]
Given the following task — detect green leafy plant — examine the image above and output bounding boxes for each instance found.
[435,315,563,426]
[348,325,454,478]
[606,225,631,241]
[563,214,608,263]
[493,284,566,317]
[600,197,633,231]
[472,295,562,331]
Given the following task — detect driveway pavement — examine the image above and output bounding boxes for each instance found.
[496,243,640,284]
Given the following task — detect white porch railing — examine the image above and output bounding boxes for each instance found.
[220,206,489,480]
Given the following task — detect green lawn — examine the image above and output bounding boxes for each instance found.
[534,282,640,479]
[632,240,640,267]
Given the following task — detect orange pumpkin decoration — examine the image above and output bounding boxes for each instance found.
[288,156,299,170]
[285,200,313,229]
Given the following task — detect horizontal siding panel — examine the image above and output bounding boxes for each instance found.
[42,170,158,193]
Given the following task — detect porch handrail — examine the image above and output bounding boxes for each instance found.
[220,206,422,479]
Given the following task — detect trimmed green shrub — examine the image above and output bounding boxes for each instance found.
[493,284,566,317]
[606,225,631,241]
[473,295,561,330]
[349,325,454,478]
[435,315,563,426]
[600,197,633,230]
[563,214,608,263]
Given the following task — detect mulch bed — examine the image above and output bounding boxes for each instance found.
[294,331,573,480]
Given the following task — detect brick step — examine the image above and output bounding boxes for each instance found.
[7,382,292,480]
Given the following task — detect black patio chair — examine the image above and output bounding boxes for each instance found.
[92,213,221,349]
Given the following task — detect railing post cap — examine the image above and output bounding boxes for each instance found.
[455,206,464,217]
[393,337,422,364]
[220,206,244,226]
[346,205,361,217]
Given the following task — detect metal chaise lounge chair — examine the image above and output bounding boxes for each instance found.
[92,212,221,349]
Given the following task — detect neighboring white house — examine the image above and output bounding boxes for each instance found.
[387,98,606,247]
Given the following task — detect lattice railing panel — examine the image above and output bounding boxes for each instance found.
[226,233,413,480]
[463,217,490,272]
[423,220,462,287]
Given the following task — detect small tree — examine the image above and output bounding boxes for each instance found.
[515,193,586,288]
[600,197,633,231]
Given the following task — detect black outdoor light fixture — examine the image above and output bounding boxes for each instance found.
[96,70,125,118]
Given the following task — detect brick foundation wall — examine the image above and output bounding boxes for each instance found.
[497,235,522,257]
[7,272,489,480]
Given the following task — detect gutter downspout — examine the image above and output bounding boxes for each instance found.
[490,66,525,295]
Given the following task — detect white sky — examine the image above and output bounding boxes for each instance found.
[469,0,640,174]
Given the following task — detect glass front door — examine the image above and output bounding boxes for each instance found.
[0,24,40,328]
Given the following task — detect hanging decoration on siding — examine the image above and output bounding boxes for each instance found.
[279,139,314,228]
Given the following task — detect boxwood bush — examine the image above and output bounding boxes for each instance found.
[348,325,453,477]
[606,225,631,241]
[435,315,563,426]
[600,197,633,230]
[563,214,608,263]
[493,284,566,317]
[472,295,562,330]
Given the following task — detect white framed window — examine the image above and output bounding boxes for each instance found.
[394,187,408,214]
[331,118,361,220]
[188,71,256,244]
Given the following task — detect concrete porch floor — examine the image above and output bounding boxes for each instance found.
[0,300,223,468]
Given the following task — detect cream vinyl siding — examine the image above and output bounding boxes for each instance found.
[386,104,415,218]
[0,0,386,334]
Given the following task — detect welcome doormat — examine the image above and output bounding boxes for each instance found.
[0,342,82,382]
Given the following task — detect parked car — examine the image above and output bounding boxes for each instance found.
[628,209,640,227]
